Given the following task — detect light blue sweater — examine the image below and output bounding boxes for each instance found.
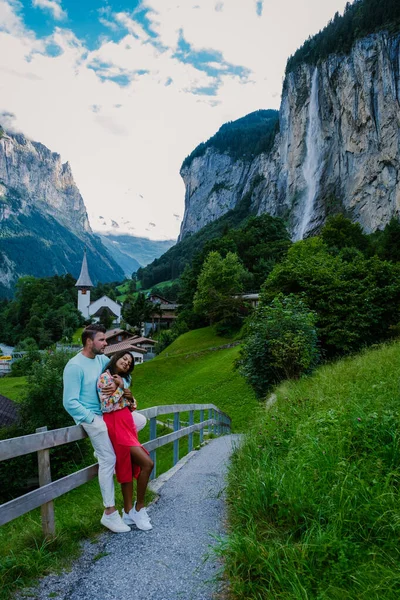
[63,353,109,424]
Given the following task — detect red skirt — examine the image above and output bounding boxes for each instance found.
[103,408,149,483]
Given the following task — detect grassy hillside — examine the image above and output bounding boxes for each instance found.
[158,326,238,357]
[221,339,400,599]
[133,341,258,432]
[115,278,178,303]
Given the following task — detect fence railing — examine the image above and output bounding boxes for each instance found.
[0,404,231,537]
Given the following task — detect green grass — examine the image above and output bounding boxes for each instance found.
[134,343,259,432]
[220,340,400,599]
[0,326,259,598]
[115,278,178,302]
[71,328,83,345]
[0,376,27,403]
[159,326,238,358]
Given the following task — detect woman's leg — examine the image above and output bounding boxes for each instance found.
[130,447,154,511]
[121,481,134,514]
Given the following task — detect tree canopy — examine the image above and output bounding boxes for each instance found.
[181,110,279,170]
[286,0,400,74]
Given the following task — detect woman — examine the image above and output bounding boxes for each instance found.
[97,350,154,531]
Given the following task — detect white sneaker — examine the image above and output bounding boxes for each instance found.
[122,507,151,526]
[129,503,152,531]
[101,510,131,533]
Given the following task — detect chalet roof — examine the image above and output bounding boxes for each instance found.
[104,340,147,356]
[149,293,172,304]
[0,394,19,427]
[105,328,126,340]
[75,251,93,289]
[130,336,156,345]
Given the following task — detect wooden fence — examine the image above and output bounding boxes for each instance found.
[0,404,231,536]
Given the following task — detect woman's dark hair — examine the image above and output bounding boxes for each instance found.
[105,350,135,378]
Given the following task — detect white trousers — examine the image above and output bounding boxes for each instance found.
[132,410,147,432]
[82,415,116,508]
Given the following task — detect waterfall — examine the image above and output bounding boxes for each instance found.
[296,68,321,241]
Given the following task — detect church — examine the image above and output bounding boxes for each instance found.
[75,251,122,326]
[74,252,156,364]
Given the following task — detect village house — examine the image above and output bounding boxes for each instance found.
[104,339,147,364]
[105,328,134,346]
[145,293,179,335]
[103,330,156,363]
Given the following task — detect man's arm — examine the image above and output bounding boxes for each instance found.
[63,363,96,424]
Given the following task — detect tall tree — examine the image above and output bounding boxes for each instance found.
[193,251,248,326]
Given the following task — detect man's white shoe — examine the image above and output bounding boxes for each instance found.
[101,510,131,533]
[128,503,152,531]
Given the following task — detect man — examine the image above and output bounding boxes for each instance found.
[63,324,130,533]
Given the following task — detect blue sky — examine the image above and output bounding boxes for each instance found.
[0,0,348,239]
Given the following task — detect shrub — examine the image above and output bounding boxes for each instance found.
[262,237,400,356]
[11,348,41,377]
[155,320,190,355]
[155,330,177,355]
[237,294,319,397]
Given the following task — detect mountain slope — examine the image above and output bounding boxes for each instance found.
[98,233,175,278]
[0,130,124,296]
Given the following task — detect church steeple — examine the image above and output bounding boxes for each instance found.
[75,249,93,289]
[76,250,93,319]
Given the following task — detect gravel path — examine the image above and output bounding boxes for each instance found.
[20,434,242,600]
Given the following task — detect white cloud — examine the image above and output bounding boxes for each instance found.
[99,17,120,32]
[0,0,25,35]
[0,0,348,240]
[32,0,67,21]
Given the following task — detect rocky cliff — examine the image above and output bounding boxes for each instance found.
[0,130,124,296]
[179,31,400,241]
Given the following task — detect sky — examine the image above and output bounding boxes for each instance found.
[0,0,348,240]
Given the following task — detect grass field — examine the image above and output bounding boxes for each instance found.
[115,278,178,302]
[220,340,400,599]
[71,328,83,345]
[159,326,238,357]
[0,326,259,598]
[0,376,27,402]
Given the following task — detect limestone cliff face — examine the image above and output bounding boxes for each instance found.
[179,31,400,240]
[179,151,252,237]
[0,130,124,295]
[0,132,90,236]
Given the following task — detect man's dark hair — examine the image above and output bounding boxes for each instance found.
[81,324,106,346]
[104,350,135,378]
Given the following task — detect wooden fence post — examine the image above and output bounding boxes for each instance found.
[188,410,194,452]
[36,426,55,538]
[173,412,180,465]
[149,417,157,480]
[199,409,204,444]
